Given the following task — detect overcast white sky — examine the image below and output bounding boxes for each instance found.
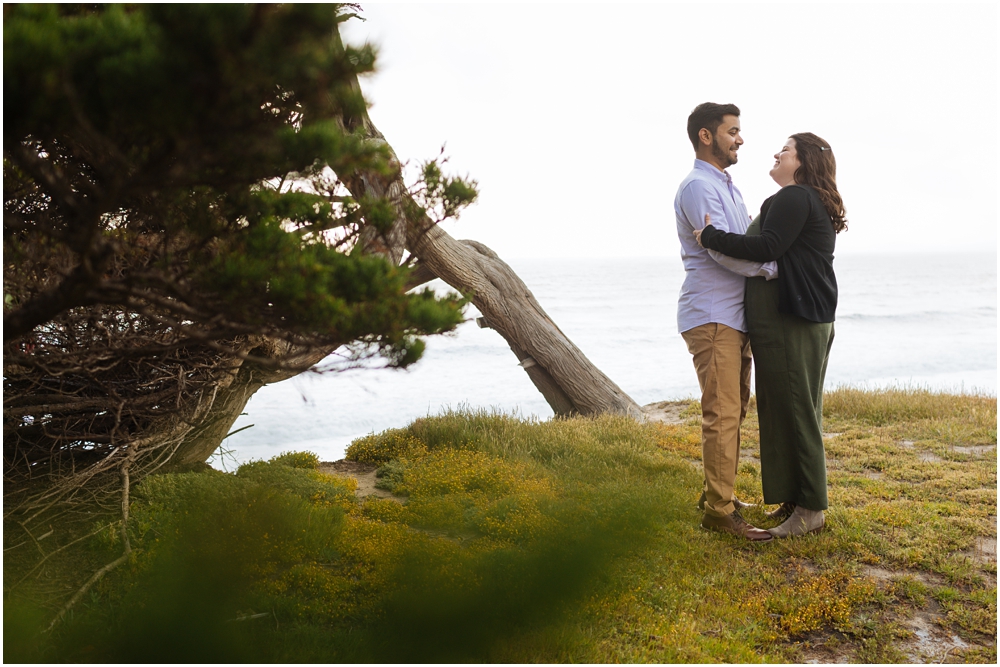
[341,3,998,259]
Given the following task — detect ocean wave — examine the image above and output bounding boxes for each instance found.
[838,307,996,323]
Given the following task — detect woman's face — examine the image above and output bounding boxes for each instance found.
[769,138,800,187]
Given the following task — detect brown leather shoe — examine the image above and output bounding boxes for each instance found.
[698,492,757,511]
[701,510,774,542]
[765,502,796,522]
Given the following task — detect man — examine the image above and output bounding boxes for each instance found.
[675,102,777,542]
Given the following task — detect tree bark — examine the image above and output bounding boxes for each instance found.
[169,23,644,469]
[162,342,335,470]
[328,85,641,416]
[406,232,642,418]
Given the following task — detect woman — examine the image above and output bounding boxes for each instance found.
[693,132,847,538]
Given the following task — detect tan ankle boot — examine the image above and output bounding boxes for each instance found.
[767,506,825,538]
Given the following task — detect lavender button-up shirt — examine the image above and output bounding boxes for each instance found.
[675,160,778,334]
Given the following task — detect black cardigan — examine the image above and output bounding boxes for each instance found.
[700,184,838,323]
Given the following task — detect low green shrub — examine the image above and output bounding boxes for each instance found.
[374,459,407,492]
[268,450,320,469]
[237,459,356,509]
[824,385,996,427]
[346,428,427,464]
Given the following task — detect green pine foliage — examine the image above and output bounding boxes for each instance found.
[3,3,469,361]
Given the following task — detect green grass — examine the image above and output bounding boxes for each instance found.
[4,389,996,662]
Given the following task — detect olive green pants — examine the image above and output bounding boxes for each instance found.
[745,226,834,510]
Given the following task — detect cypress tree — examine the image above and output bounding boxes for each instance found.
[3,5,472,488]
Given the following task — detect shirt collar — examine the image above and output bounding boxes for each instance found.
[693,159,732,186]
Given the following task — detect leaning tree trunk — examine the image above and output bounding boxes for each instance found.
[330,40,641,417]
[170,27,644,471]
[411,232,642,417]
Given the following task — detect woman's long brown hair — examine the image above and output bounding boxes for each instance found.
[791,132,848,233]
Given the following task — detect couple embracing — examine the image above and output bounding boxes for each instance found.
[675,102,846,542]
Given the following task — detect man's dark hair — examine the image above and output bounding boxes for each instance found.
[687,102,741,150]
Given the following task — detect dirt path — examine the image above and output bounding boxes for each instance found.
[642,400,690,424]
[318,460,403,503]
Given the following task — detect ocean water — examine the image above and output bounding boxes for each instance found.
[216,252,996,468]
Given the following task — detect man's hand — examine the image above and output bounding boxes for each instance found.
[693,213,711,247]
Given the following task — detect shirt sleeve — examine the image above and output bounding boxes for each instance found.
[678,180,779,280]
[708,249,779,280]
[700,185,810,261]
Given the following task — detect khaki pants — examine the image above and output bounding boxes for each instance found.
[681,323,752,518]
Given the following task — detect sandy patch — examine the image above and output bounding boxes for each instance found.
[952,444,996,457]
[861,564,896,582]
[861,564,944,587]
[845,566,977,663]
[642,400,691,425]
[319,460,404,503]
[795,615,971,665]
[899,608,969,663]
[795,634,854,664]
[899,440,946,463]
[962,536,997,565]
[857,565,981,662]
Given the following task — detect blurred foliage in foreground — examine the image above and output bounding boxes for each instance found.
[4,388,996,662]
[5,413,679,662]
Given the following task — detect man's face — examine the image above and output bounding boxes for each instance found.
[710,114,743,167]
